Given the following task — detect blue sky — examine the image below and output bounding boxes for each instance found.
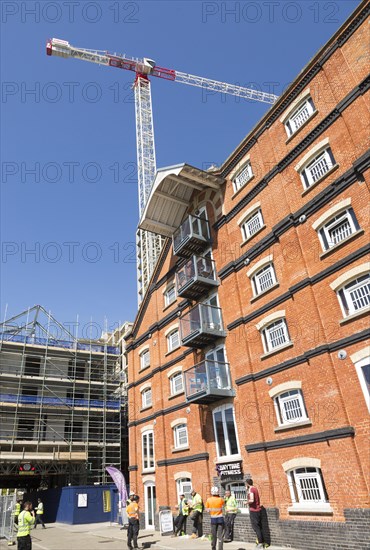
[1,0,359,334]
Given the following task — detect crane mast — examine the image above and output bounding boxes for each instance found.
[46,38,278,304]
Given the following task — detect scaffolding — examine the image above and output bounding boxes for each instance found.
[0,306,124,487]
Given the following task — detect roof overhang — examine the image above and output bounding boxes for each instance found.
[139,164,225,237]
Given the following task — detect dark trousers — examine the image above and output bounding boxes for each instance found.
[211,520,224,550]
[34,515,45,528]
[250,510,263,543]
[17,535,32,550]
[190,510,203,537]
[127,518,139,548]
[174,513,187,534]
[224,513,236,541]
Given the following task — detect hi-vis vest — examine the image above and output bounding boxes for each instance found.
[178,500,189,516]
[205,496,224,517]
[191,493,203,513]
[127,502,139,520]
[36,502,44,515]
[13,503,21,517]
[225,495,238,514]
[17,511,35,537]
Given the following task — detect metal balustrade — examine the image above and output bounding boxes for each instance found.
[184,359,234,404]
[173,214,211,258]
[0,393,120,409]
[176,255,218,299]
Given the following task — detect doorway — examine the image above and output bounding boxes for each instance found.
[144,481,156,530]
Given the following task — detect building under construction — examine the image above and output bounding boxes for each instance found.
[0,306,129,490]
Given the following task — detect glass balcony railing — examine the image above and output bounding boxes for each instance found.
[180,303,226,348]
[173,214,211,258]
[176,255,218,299]
[184,360,234,404]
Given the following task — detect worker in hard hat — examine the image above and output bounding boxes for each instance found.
[189,489,203,539]
[126,491,136,506]
[126,495,140,550]
[205,487,225,550]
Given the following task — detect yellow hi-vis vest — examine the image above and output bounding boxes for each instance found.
[17,511,35,537]
[13,503,21,517]
[178,500,189,516]
[225,495,238,514]
[191,493,203,513]
[36,502,44,515]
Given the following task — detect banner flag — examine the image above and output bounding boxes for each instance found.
[106,466,128,504]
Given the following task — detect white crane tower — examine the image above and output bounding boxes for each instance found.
[46,38,278,304]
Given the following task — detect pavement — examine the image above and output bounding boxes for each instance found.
[5,522,299,550]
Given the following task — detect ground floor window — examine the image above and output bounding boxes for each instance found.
[176,478,192,500]
[226,482,248,513]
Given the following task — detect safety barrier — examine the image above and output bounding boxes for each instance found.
[0,394,120,409]
[0,494,16,544]
[0,333,119,355]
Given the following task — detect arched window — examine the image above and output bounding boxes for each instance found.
[169,371,184,396]
[173,424,188,449]
[141,387,152,409]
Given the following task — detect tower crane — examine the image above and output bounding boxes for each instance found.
[46,38,279,304]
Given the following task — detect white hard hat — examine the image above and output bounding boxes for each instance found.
[129,491,135,496]
[211,486,219,495]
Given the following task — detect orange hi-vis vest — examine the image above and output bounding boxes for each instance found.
[205,496,224,517]
[127,502,139,520]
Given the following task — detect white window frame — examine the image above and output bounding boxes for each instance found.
[354,357,370,412]
[285,97,315,137]
[262,318,290,353]
[233,161,253,193]
[318,208,359,251]
[170,372,184,396]
[241,209,264,241]
[337,274,370,317]
[252,263,277,296]
[164,284,176,307]
[287,467,330,511]
[142,430,155,472]
[176,478,192,500]
[140,349,150,370]
[300,148,335,189]
[141,388,152,409]
[212,404,240,460]
[173,423,188,449]
[274,389,308,427]
[167,329,180,353]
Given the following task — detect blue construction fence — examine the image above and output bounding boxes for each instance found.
[22,484,120,525]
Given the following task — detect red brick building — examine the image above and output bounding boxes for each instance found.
[126,3,369,547]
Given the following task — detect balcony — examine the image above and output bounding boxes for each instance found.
[173,214,211,258]
[184,360,234,404]
[180,304,226,348]
[176,256,218,300]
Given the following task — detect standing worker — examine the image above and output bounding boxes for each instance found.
[245,479,270,549]
[13,499,22,526]
[223,490,238,542]
[126,495,140,550]
[205,487,224,550]
[172,493,189,537]
[17,501,35,550]
[189,489,203,539]
[34,499,46,529]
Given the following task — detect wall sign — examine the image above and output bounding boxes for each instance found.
[159,509,173,534]
[77,493,88,508]
[216,461,243,480]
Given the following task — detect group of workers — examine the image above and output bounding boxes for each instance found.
[171,479,269,550]
[13,498,46,550]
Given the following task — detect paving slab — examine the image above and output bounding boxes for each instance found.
[10,522,299,550]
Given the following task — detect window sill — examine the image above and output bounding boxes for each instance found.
[215,454,242,464]
[261,342,293,360]
[142,469,155,475]
[285,110,318,144]
[274,419,312,433]
[250,282,280,303]
[288,504,333,515]
[240,225,266,248]
[168,391,185,401]
[319,229,364,259]
[163,300,177,313]
[140,405,153,413]
[139,365,151,373]
[301,164,339,197]
[339,306,370,326]
[171,446,189,454]
[231,175,255,200]
[165,345,181,357]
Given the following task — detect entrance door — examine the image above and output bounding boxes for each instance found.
[144,482,156,530]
